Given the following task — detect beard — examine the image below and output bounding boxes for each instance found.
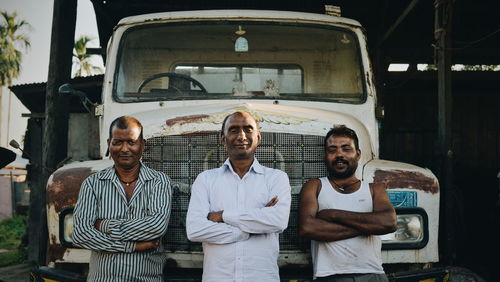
[228,144,255,160]
[327,158,358,179]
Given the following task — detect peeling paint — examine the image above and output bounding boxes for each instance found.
[374,169,439,194]
[179,130,219,136]
[164,106,316,131]
[47,167,95,212]
[166,114,210,127]
[50,234,57,245]
[48,234,67,263]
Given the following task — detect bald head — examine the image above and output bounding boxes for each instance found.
[108,116,144,141]
[220,112,261,160]
[221,112,260,137]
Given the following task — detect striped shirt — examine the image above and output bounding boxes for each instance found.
[72,163,172,282]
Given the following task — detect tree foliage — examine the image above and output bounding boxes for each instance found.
[73,35,103,77]
[0,11,31,86]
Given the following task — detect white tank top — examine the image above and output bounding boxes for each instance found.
[311,177,384,279]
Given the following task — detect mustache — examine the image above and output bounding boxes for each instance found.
[332,158,348,165]
[233,142,250,146]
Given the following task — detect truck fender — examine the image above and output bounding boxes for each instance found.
[46,159,113,264]
[362,159,440,264]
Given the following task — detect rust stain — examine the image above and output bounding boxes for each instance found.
[47,167,95,212]
[165,114,210,127]
[48,234,66,263]
[50,234,57,245]
[179,130,220,136]
[374,169,439,194]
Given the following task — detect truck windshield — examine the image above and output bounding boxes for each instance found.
[115,21,365,103]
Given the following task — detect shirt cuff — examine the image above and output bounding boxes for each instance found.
[231,226,250,242]
[124,241,136,253]
[99,219,111,233]
[222,209,239,227]
[100,219,123,240]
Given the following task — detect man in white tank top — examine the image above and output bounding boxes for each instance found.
[298,125,397,282]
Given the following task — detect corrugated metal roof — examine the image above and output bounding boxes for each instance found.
[8,75,104,113]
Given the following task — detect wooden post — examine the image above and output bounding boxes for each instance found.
[39,0,77,265]
[26,117,43,262]
[434,0,455,265]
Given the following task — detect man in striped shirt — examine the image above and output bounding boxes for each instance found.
[73,116,172,281]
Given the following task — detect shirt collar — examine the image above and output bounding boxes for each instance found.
[223,158,264,175]
[98,162,154,181]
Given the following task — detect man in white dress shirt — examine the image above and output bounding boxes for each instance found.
[186,111,291,282]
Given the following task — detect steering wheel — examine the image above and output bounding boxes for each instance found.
[137,72,208,94]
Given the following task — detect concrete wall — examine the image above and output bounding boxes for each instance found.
[0,177,13,220]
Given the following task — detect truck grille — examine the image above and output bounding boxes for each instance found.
[143,132,326,251]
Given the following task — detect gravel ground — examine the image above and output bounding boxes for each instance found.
[0,263,32,282]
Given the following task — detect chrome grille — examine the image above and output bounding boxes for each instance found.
[143,132,326,251]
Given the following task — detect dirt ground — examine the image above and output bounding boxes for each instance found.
[0,263,32,282]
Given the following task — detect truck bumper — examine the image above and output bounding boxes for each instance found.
[388,267,449,282]
[29,266,85,282]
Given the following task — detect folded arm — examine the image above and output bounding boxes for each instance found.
[222,171,291,234]
[72,179,135,253]
[186,173,250,244]
[98,174,172,241]
[316,182,397,235]
[299,179,361,241]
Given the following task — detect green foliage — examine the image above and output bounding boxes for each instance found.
[0,10,31,86]
[0,215,26,244]
[461,64,499,71]
[0,249,26,266]
[0,215,27,266]
[73,35,103,77]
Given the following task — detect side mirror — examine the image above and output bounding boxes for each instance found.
[9,139,32,159]
[59,83,95,113]
[59,83,86,98]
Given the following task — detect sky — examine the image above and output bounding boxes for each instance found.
[0,0,104,85]
[0,0,103,155]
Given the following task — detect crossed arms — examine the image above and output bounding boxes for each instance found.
[72,175,172,252]
[186,171,291,244]
[298,179,397,242]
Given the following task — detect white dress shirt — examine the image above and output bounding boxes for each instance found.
[186,158,291,282]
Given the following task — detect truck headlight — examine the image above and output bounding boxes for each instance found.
[59,206,79,248]
[63,213,74,243]
[382,207,428,250]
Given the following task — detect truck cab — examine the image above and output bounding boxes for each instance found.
[39,9,440,281]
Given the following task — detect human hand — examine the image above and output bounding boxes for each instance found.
[207,211,224,222]
[94,219,102,231]
[265,196,278,207]
[135,239,160,252]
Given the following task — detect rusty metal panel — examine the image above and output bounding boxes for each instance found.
[363,159,440,263]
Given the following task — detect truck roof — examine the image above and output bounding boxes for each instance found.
[117,9,362,28]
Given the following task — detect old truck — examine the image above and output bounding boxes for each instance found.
[34,7,443,281]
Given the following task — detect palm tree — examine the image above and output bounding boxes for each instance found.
[0,11,30,86]
[73,35,103,77]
